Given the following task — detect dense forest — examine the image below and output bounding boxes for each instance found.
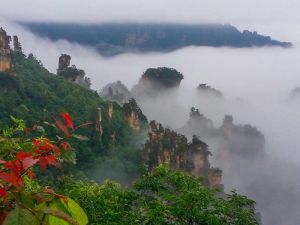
[23,23,292,56]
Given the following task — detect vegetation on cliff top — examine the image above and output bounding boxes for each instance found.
[141,67,184,88]
[23,23,292,56]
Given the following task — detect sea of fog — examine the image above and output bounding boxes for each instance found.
[3,21,300,225]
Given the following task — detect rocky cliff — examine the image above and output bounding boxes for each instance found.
[57,54,91,89]
[143,121,223,189]
[100,80,132,104]
[197,84,224,99]
[123,98,147,130]
[180,108,265,162]
[0,28,12,72]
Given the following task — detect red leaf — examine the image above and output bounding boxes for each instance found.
[38,155,58,170]
[33,138,40,146]
[16,151,38,170]
[60,112,74,129]
[22,157,38,170]
[4,161,22,177]
[16,151,32,160]
[0,171,23,187]
[45,155,58,166]
[0,186,7,200]
[38,157,48,171]
[55,120,70,136]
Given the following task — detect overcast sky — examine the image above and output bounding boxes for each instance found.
[2,0,299,25]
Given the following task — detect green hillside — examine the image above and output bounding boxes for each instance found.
[0,52,146,180]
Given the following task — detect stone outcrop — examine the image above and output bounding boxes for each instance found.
[132,67,184,97]
[179,107,214,138]
[197,84,224,99]
[100,80,132,104]
[95,107,103,138]
[13,36,22,53]
[57,54,91,89]
[143,120,188,170]
[220,115,265,157]
[0,28,12,72]
[188,135,211,181]
[143,121,222,188]
[123,98,147,130]
[57,54,71,74]
[180,109,265,162]
[108,102,113,120]
[208,168,223,189]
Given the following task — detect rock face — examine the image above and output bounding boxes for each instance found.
[123,98,147,130]
[95,107,103,138]
[57,54,71,74]
[208,168,223,189]
[179,107,214,138]
[132,67,183,97]
[197,84,224,99]
[108,102,114,120]
[13,36,22,53]
[188,135,215,186]
[143,120,189,170]
[57,54,91,89]
[220,116,265,157]
[0,28,12,72]
[180,109,265,161]
[100,80,132,104]
[143,121,223,189]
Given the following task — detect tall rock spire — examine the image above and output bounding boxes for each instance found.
[0,28,12,72]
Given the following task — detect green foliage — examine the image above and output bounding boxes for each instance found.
[0,53,139,173]
[61,166,258,225]
[0,73,19,91]
[3,206,35,225]
[58,65,84,81]
[142,67,183,88]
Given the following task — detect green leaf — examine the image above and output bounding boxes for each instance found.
[61,198,88,225]
[44,207,78,225]
[46,198,88,225]
[3,206,37,225]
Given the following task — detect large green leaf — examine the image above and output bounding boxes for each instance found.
[61,198,88,225]
[44,207,77,225]
[3,206,37,225]
[46,198,88,225]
